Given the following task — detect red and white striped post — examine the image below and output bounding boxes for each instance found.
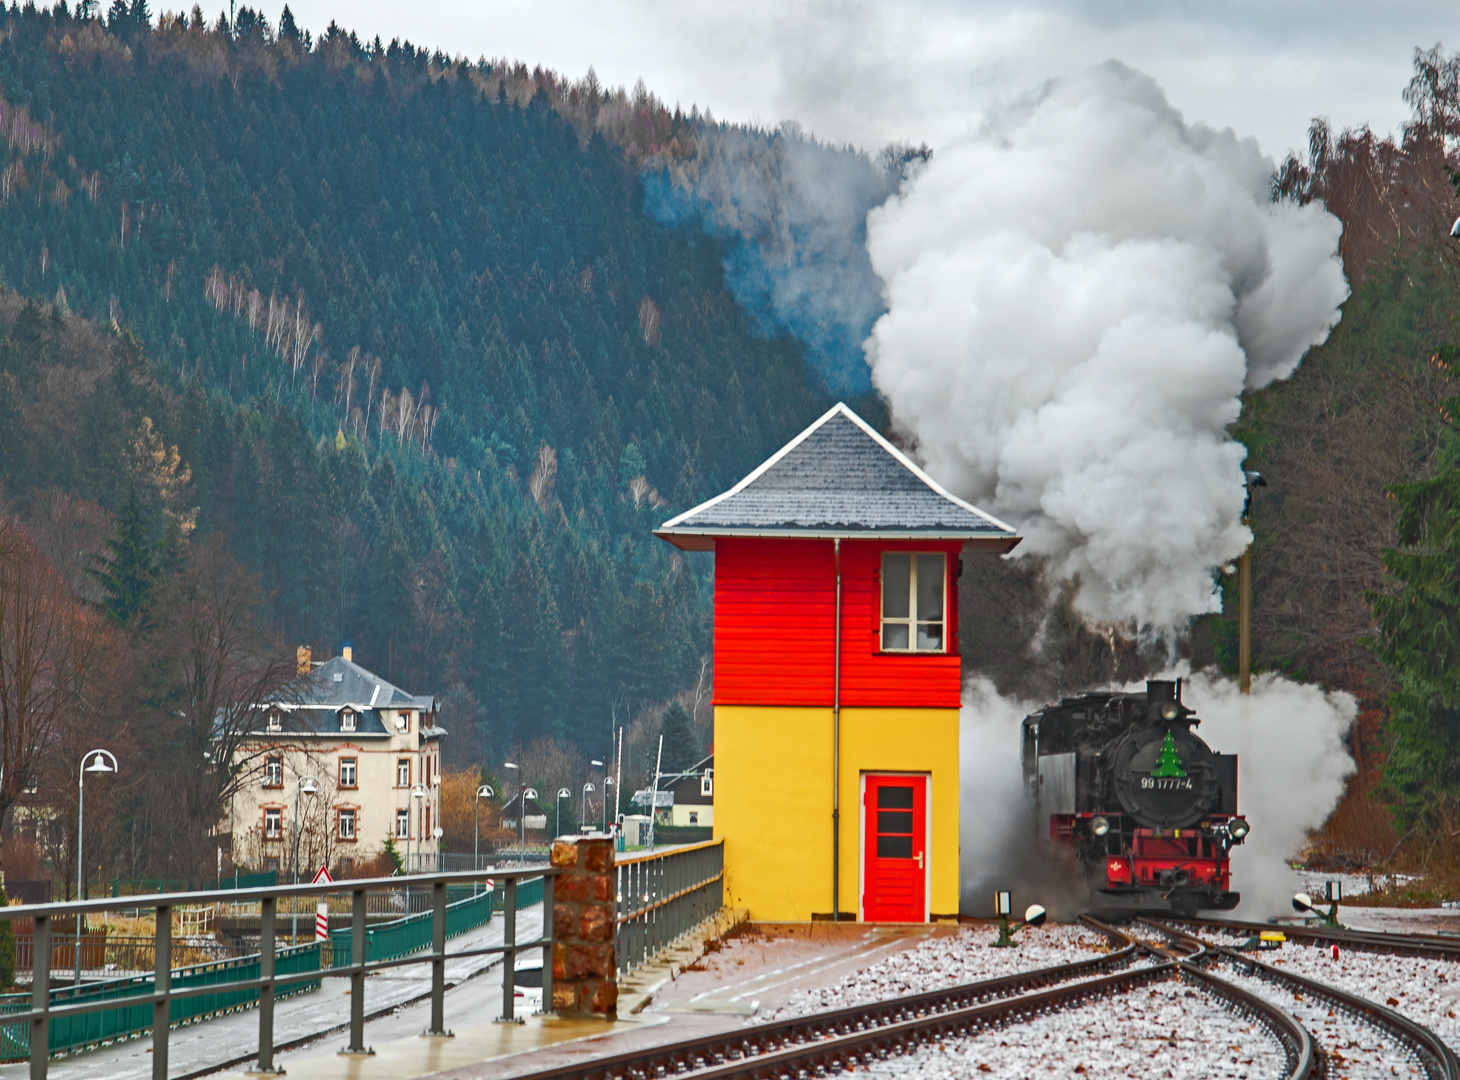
[315,902,329,942]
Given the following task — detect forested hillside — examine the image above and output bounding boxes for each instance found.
[0,3,841,783]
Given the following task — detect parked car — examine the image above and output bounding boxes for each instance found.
[513,960,543,1013]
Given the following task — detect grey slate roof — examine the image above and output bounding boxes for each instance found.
[655,403,1020,550]
[242,655,440,739]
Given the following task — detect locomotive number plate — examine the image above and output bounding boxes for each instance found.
[1140,776,1195,791]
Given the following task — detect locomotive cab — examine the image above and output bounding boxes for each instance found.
[1021,679,1243,916]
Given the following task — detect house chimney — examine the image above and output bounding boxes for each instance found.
[342,646,353,663]
[296,646,312,676]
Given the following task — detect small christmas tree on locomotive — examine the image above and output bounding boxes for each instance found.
[1020,679,1249,916]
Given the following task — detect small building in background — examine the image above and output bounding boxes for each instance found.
[661,755,714,828]
[225,647,446,877]
[500,791,548,832]
[656,403,1019,923]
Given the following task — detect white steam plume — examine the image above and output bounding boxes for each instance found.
[1170,668,1356,916]
[866,61,1349,632]
[962,669,1355,919]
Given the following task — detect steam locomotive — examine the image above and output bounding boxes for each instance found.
[1020,679,1248,916]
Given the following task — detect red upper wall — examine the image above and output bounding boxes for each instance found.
[713,537,964,709]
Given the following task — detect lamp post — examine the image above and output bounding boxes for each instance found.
[555,788,571,837]
[521,788,539,862]
[603,776,614,835]
[581,782,595,832]
[432,772,443,871]
[474,785,494,882]
[407,784,427,873]
[75,749,117,986]
[291,774,319,944]
[502,762,520,863]
[591,759,605,831]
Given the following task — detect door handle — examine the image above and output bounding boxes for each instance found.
[917,851,923,869]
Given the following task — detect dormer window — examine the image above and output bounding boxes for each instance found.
[396,712,410,733]
[339,709,357,732]
[266,710,283,732]
[701,771,714,797]
[880,553,946,653]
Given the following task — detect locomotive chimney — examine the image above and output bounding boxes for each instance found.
[1146,680,1177,702]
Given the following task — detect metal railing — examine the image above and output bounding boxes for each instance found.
[615,839,724,976]
[0,866,555,1078]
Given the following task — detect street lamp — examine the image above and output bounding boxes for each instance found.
[432,772,443,871]
[75,749,117,986]
[291,775,319,944]
[581,783,595,832]
[408,784,427,874]
[555,788,571,837]
[520,788,539,863]
[474,785,494,881]
[502,762,520,863]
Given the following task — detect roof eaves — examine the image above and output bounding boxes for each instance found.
[657,402,851,532]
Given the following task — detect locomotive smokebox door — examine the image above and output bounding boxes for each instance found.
[1037,752,1076,839]
[1111,725,1220,830]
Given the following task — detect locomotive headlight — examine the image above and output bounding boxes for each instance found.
[1090,815,1110,837]
[1159,702,1180,721]
[1228,817,1251,839]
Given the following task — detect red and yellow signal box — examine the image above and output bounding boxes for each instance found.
[656,403,1020,922]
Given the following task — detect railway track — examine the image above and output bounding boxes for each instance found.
[506,923,1317,1080]
[1144,918,1460,1080]
[1175,915,1460,961]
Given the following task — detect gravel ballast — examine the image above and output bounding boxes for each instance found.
[827,978,1284,1079]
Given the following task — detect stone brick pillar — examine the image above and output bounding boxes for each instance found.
[550,836,617,1017]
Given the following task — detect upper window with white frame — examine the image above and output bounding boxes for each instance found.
[264,807,283,839]
[339,708,357,732]
[266,710,283,732]
[396,758,410,787]
[880,553,947,653]
[339,757,357,789]
[263,756,283,788]
[338,808,356,840]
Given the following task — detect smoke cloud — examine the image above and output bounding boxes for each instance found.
[962,668,1356,919]
[1172,668,1356,916]
[866,61,1349,632]
[643,124,910,394]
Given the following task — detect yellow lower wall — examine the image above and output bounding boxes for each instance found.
[713,705,960,922]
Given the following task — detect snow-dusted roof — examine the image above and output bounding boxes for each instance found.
[655,403,1020,552]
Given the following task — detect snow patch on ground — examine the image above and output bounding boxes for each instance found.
[1216,960,1425,1077]
[829,979,1283,1079]
[1214,934,1460,1055]
[764,925,1109,1020]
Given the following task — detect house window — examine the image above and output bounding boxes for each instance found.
[688,811,699,825]
[395,712,410,733]
[263,856,280,873]
[397,759,410,787]
[880,553,946,652]
[340,758,357,788]
[701,772,713,797]
[424,805,431,837]
[264,757,283,788]
[425,758,431,787]
[264,807,283,839]
[396,809,410,839]
[339,856,354,874]
[339,709,357,732]
[338,808,356,840]
[266,710,282,732]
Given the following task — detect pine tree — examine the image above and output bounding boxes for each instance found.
[658,702,698,774]
[90,483,161,625]
[1371,417,1460,824]
[1150,730,1186,779]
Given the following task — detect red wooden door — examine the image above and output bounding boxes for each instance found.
[863,775,927,922]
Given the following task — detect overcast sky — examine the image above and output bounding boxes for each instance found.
[277,1,1455,163]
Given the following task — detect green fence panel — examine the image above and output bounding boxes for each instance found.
[328,884,514,969]
[0,943,319,1061]
[109,871,277,897]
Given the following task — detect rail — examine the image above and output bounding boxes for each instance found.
[1149,918,1460,1080]
[0,866,555,1079]
[614,839,723,976]
[509,934,1149,1080]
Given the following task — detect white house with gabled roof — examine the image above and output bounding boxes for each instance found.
[225,647,446,877]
